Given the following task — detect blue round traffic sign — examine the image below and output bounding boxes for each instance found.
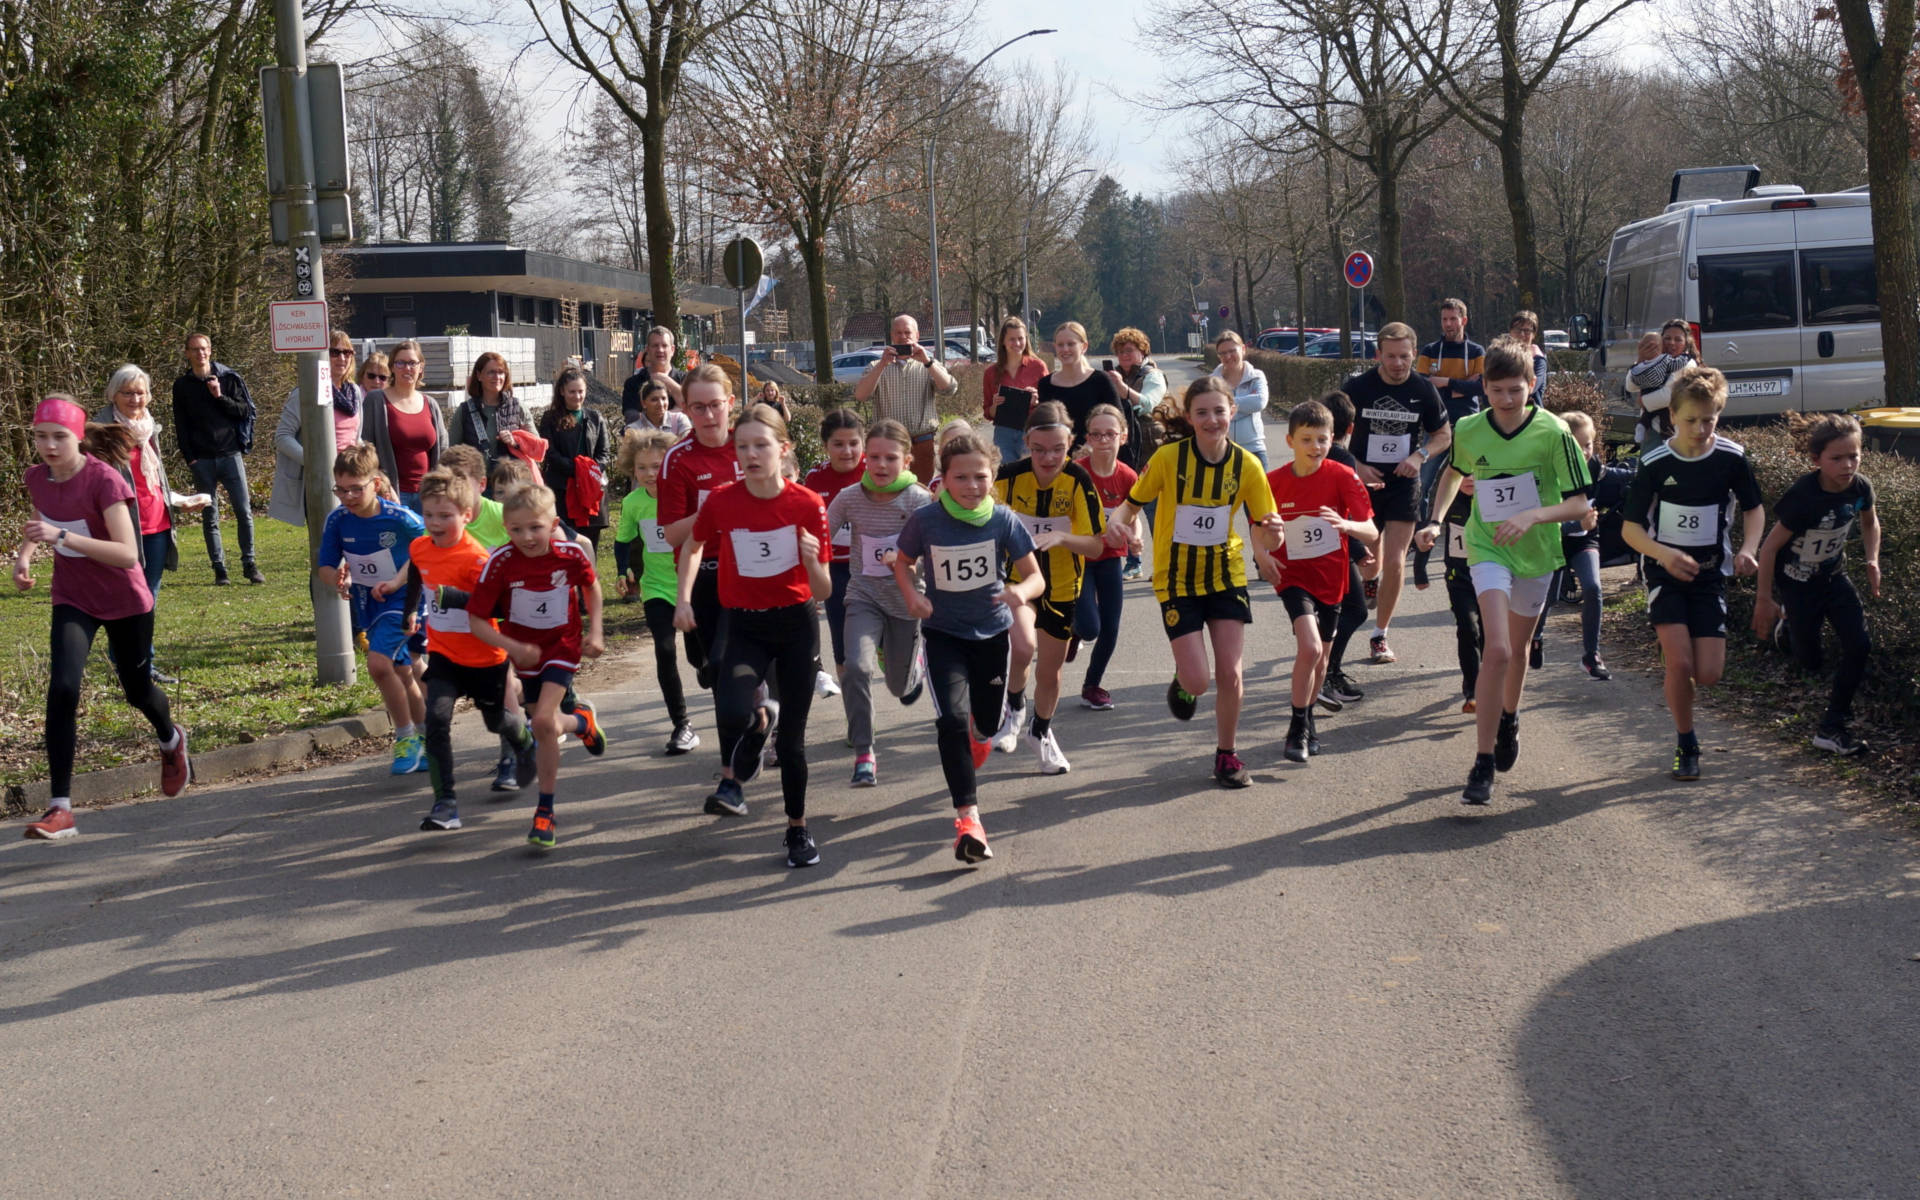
[1344,251,1374,289]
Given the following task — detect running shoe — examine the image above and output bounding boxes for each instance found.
[160,724,191,797]
[1529,638,1544,669]
[785,825,820,868]
[421,801,462,831]
[954,813,993,863]
[1283,719,1309,764]
[1323,672,1364,704]
[150,665,179,685]
[1214,750,1251,789]
[1582,655,1612,682]
[901,643,927,707]
[1314,688,1344,714]
[851,755,877,787]
[1494,712,1520,772]
[666,722,701,756]
[968,727,993,769]
[1463,758,1495,805]
[1363,576,1379,609]
[734,700,778,783]
[575,699,607,757]
[1028,729,1071,775]
[1368,634,1396,664]
[526,809,557,850]
[1080,685,1114,711]
[814,669,841,698]
[1672,745,1702,781]
[23,807,76,840]
[1461,698,1477,714]
[513,736,538,789]
[705,777,748,817]
[990,703,1027,754]
[491,753,520,792]
[1121,562,1142,582]
[1166,679,1198,722]
[390,733,424,776]
[1812,727,1867,756]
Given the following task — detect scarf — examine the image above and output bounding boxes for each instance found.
[862,468,919,495]
[939,489,993,527]
[334,380,361,418]
[116,409,164,495]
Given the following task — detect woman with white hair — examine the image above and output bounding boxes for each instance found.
[95,363,210,682]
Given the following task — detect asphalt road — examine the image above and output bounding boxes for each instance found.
[3,487,1917,1196]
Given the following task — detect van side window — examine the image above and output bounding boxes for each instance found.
[1604,272,1631,333]
[1800,246,1878,326]
[1700,252,1797,332]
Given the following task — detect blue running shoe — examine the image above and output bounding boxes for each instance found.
[421,801,461,831]
[391,734,424,776]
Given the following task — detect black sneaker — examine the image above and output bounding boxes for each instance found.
[243,562,266,585]
[1528,638,1544,669]
[1306,712,1321,757]
[1323,672,1364,704]
[733,700,778,783]
[513,736,538,789]
[1672,745,1702,781]
[785,825,820,868]
[1213,750,1251,788]
[1166,678,1198,722]
[705,777,748,817]
[1283,719,1309,764]
[665,722,700,756]
[1463,757,1495,805]
[1582,655,1612,681]
[1812,727,1867,756]
[1494,712,1520,772]
[1313,687,1344,714]
[213,568,230,586]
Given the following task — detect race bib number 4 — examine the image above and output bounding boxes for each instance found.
[1367,433,1412,465]
[730,527,801,578]
[928,540,996,592]
[509,585,569,630]
[1283,516,1337,559]
[1656,501,1719,547]
[344,548,398,585]
[860,533,900,578]
[1794,522,1850,565]
[1173,504,1230,547]
[1475,472,1541,524]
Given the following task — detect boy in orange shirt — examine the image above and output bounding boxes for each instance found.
[376,469,538,831]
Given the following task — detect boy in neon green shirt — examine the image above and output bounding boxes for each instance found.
[1417,340,1592,805]
[614,429,701,756]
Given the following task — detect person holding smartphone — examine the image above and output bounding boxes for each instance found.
[983,316,1046,470]
[853,313,957,481]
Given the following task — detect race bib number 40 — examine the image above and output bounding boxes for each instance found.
[1656,501,1719,547]
[1475,472,1541,524]
[1283,516,1337,560]
[730,527,801,578]
[1173,504,1230,547]
[928,540,996,592]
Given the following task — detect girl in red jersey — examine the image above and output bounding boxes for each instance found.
[675,404,833,869]
[1071,403,1141,711]
[659,364,742,688]
[804,408,866,696]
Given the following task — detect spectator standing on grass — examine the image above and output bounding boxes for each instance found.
[756,380,793,423]
[361,338,448,510]
[449,352,530,477]
[1210,330,1269,468]
[269,330,366,528]
[983,315,1047,470]
[854,313,956,481]
[539,365,614,554]
[1106,327,1166,580]
[171,331,263,584]
[1037,321,1120,448]
[1507,310,1548,402]
[623,325,687,422]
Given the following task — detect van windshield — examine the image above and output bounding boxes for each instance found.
[1700,252,1797,332]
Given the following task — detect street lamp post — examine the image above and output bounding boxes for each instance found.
[927,29,1055,349]
[1021,166,1093,331]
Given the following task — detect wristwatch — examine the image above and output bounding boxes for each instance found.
[55,529,68,546]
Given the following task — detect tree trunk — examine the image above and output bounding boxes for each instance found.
[1838,0,1920,405]
[641,111,679,338]
[801,224,834,384]
[1295,258,1307,350]
[1375,164,1406,324]
[1497,104,1542,311]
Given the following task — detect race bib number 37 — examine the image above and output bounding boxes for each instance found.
[928,540,996,592]
[1173,504,1230,547]
[1475,472,1541,524]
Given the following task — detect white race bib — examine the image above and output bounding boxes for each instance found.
[509,585,569,630]
[1795,522,1850,565]
[1476,472,1541,524]
[1017,512,1063,544]
[425,592,471,634]
[860,533,900,578]
[343,547,398,585]
[1367,432,1412,465]
[696,489,712,511]
[38,513,89,558]
[1656,501,1719,547]
[928,539,996,592]
[730,527,800,578]
[1446,522,1467,559]
[831,522,853,548]
[640,518,670,555]
[1283,516,1337,560]
[1173,503,1230,547]
[1103,504,1119,525]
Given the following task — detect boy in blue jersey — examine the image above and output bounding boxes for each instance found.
[318,442,429,774]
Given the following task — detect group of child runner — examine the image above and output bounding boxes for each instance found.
[14,329,1884,859]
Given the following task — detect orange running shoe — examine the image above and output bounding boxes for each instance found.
[527,809,557,850]
[954,814,992,864]
[967,721,992,769]
[1461,698,1476,714]
[575,699,607,757]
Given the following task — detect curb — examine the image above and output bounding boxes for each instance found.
[3,709,394,819]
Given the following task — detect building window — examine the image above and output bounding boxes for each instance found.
[517,296,536,325]
[497,293,515,324]
[539,299,558,326]
[382,294,414,313]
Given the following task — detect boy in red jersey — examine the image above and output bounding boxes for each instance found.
[1265,400,1378,765]
[466,482,607,850]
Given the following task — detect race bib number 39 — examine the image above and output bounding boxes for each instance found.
[1283,516,1337,560]
[509,585,569,630]
[1475,472,1541,524]
[730,527,801,578]
[928,540,996,592]
[860,533,900,578]
[1656,501,1719,547]
[1173,504,1230,547]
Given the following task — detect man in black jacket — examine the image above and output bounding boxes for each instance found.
[172,332,263,584]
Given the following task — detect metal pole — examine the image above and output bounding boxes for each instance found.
[274,0,354,685]
[736,243,749,386]
[927,137,941,348]
[1020,217,1031,331]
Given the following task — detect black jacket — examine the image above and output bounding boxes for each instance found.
[539,404,614,529]
[171,362,256,459]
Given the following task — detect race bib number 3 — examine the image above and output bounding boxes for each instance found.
[928,540,996,592]
[1367,433,1412,465]
[1173,504,1230,547]
[344,548,398,585]
[730,527,801,578]
[509,585,569,630]
[1656,501,1719,547]
[640,518,670,555]
[860,533,900,578]
[1283,516,1337,560]
[1475,471,1541,524]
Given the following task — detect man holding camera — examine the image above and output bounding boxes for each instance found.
[853,314,956,480]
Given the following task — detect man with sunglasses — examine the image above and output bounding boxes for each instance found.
[172,331,263,584]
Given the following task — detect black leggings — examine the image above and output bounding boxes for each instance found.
[1326,560,1370,675]
[1444,561,1483,699]
[423,659,530,801]
[714,604,817,819]
[48,604,173,797]
[690,565,722,688]
[643,597,700,727]
[1780,574,1872,727]
[923,627,1011,809]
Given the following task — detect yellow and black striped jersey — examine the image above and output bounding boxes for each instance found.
[1127,439,1276,601]
[993,459,1105,604]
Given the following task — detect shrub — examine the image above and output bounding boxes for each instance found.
[1242,349,1370,408]
[1547,348,1590,375]
[1541,372,1611,441]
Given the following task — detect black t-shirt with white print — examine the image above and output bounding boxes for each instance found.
[1770,470,1874,585]
[1623,435,1765,587]
[1342,368,1448,470]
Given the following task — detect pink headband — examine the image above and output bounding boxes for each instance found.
[32,397,86,437]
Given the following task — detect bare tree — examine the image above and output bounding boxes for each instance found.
[1523,66,1645,315]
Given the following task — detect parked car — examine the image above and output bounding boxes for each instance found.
[831,348,886,383]
[862,340,991,364]
[1301,333,1378,360]
[1256,326,1338,354]
[1542,329,1570,349]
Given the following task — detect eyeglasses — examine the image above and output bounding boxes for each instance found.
[332,483,369,497]
[391,359,420,369]
[1085,430,1122,441]
[686,401,727,414]
[361,372,389,383]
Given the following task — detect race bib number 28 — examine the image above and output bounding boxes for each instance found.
[1656,501,1719,547]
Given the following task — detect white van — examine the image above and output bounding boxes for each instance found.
[1571,166,1882,420]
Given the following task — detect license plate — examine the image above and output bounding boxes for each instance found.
[1727,378,1786,398]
